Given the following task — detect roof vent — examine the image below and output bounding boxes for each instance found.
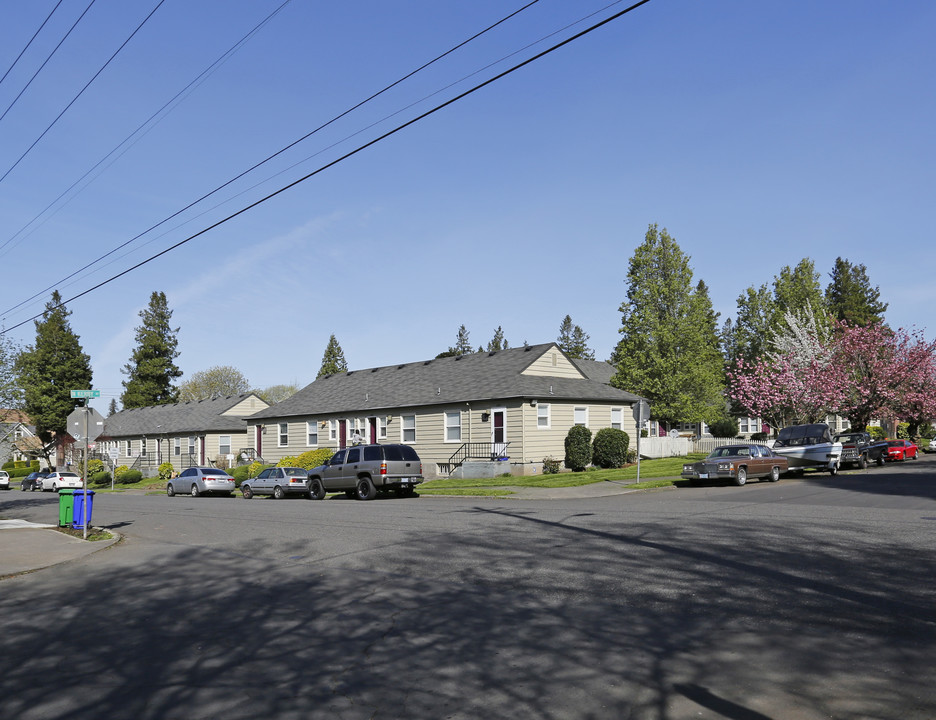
[424,360,432,365]
[454,355,462,361]
[398,364,405,369]
[488,351,497,357]
[371,368,379,372]
[347,371,354,376]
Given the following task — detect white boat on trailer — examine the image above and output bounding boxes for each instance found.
[773,423,844,475]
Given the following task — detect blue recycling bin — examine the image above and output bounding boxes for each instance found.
[72,490,95,530]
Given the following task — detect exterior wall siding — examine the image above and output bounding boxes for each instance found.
[521,349,586,378]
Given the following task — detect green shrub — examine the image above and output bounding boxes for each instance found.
[866,426,885,440]
[750,432,768,442]
[919,424,936,440]
[896,422,911,439]
[8,466,33,478]
[709,417,739,438]
[542,456,561,474]
[247,461,269,478]
[564,425,592,472]
[114,464,130,480]
[625,448,637,464]
[229,464,251,487]
[119,469,143,484]
[30,460,40,471]
[91,471,112,486]
[87,458,105,476]
[1,460,12,470]
[158,462,174,480]
[592,427,630,469]
[278,448,333,470]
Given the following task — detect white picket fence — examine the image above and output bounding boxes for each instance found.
[637,437,773,459]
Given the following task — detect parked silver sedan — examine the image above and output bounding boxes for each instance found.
[241,467,310,499]
[167,467,235,497]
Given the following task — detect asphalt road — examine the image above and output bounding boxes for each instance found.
[1,456,935,719]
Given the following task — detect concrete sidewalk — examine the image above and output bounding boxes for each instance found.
[0,522,119,578]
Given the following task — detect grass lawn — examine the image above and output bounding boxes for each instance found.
[418,454,706,496]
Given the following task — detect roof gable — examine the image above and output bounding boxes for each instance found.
[102,393,269,438]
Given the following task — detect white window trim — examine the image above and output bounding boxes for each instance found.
[537,403,551,429]
[401,414,416,443]
[574,406,589,427]
[444,411,462,443]
[610,407,623,430]
[278,422,288,447]
[174,437,181,456]
[377,416,388,440]
[219,435,232,456]
[306,420,318,447]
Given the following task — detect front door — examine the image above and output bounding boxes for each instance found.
[338,420,347,449]
[491,408,506,459]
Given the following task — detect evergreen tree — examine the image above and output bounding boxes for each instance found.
[107,398,118,416]
[610,224,725,426]
[556,315,595,360]
[121,291,182,408]
[178,366,251,401]
[772,259,828,330]
[825,257,887,327]
[486,326,509,352]
[15,292,93,460]
[317,334,348,378]
[726,283,776,364]
[437,324,474,358]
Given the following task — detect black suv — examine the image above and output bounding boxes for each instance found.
[21,472,49,491]
[308,444,423,500]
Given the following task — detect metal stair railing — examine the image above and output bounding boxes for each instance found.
[447,441,511,469]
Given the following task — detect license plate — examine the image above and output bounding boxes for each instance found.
[698,473,708,479]
[400,478,410,483]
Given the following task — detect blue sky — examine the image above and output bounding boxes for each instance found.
[1,0,933,408]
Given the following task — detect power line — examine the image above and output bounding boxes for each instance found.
[2,0,653,335]
[0,0,67,90]
[0,0,96,125]
[0,0,166,185]
[0,0,544,318]
[0,0,296,260]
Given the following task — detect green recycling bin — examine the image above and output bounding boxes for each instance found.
[58,488,76,527]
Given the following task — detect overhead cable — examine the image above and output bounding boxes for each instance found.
[0,0,67,90]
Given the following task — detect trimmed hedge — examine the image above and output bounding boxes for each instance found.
[592,428,630,469]
[564,425,593,472]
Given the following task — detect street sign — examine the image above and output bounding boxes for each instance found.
[67,407,106,442]
[632,400,650,423]
[71,389,100,399]
[108,447,120,462]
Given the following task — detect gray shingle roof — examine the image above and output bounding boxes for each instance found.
[101,394,261,438]
[250,343,639,420]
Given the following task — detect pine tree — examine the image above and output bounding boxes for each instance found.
[107,398,118,416]
[437,325,474,358]
[486,326,509,352]
[726,283,776,364]
[121,291,182,408]
[317,334,348,378]
[825,257,887,327]
[15,292,93,458]
[556,315,595,360]
[610,224,725,426]
[772,259,828,332]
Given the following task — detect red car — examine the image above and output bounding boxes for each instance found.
[885,439,918,461]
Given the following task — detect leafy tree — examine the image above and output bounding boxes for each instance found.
[178,366,251,402]
[486,326,509,352]
[708,417,739,438]
[610,224,726,427]
[437,324,474,358]
[556,315,595,360]
[317,334,348,378]
[725,283,776,364]
[825,257,887,327]
[0,330,22,422]
[121,291,182,408]
[255,383,299,404]
[15,292,93,464]
[773,259,828,330]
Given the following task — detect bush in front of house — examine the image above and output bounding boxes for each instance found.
[278,448,333,470]
[119,469,143,484]
[592,428,630,469]
[564,425,592,472]
[87,458,105,476]
[158,462,174,480]
[866,426,885,440]
[708,417,739,438]
[542,456,560,474]
[91,471,112,486]
[229,464,253,487]
[750,432,768,442]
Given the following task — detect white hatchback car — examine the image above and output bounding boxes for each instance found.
[0,470,10,490]
[40,471,83,492]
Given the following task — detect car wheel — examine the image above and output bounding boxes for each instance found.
[734,468,747,486]
[191,484,200,497]
[356,476,377,501]
[52,483,58,492]
[769,466,780,482]
[877,455,886,466]
[309,479,326,500]
[830,462,839,476]
[242,485,253,499]
[273,485,285,500]
[858,454,867,470]
[167,483,175,497]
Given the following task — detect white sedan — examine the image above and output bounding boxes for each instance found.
[40,472,83,492]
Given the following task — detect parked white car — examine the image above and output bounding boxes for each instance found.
[927,438,936,453]
[39,471,83,492]
[0,470,10,490]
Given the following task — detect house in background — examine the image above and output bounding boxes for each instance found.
[99,394,269,476]
[0,410,37,465]
[245,343,642,478]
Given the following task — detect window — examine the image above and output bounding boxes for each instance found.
[140,439,147,456]
[307,421,318,446]
[445,411,461,442]
[377,416,387,440]
[402,415,416,443]
[537,403,550,429]
[219,436,232,456]
[574,407,588,427]
[174,437,181,456]
[346,447,361,463]
[188,436,196,456]
[610,407,623,431]
[278,423,288,447]
[328,420,337,442]
[125,440,131,456]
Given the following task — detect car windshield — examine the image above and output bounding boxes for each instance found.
[775,424,832,447]
[834,435,859,443]
[887,440,904,447]
[281,468,305,475]
[201,469,230,476]
[706,446,749,458]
